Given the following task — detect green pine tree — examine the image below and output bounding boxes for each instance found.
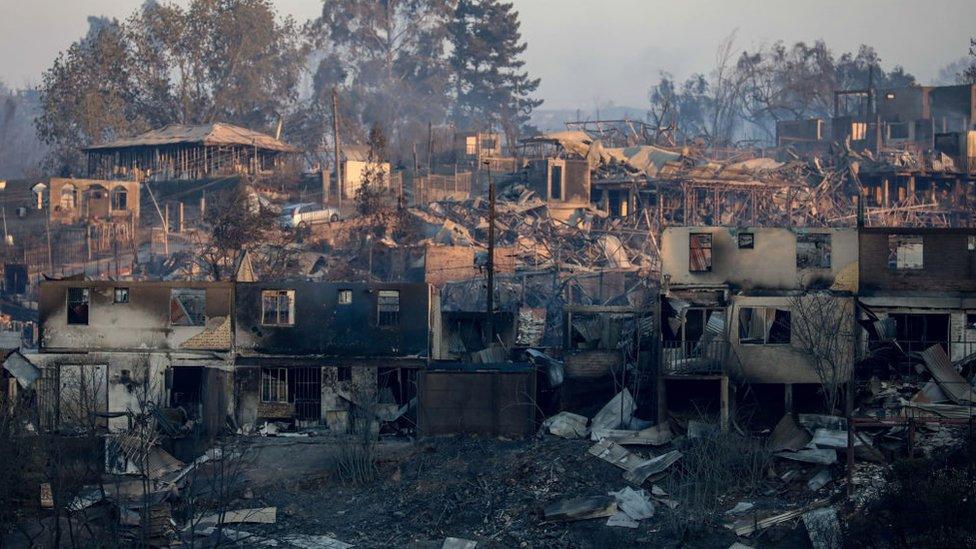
[448,0,542,149]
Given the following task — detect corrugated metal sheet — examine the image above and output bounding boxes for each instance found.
[918,344,976,404]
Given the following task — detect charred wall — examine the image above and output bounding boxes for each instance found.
[39,281,233,351]
[234,281,431,356]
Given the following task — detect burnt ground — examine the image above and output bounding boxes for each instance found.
[234,435,812,549]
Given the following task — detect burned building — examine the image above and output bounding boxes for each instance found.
[857,227,976,361]
[518,131,593,220]
[83,123,300,182]
[659,226,859,424]
[453,130,502,165]
[233,281,435,432]
[0,178,140,291]
[27,279,437,437]
[32,280,234,434]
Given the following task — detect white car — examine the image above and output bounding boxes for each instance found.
[279,203,341,228]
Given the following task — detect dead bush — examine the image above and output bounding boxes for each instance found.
[327,439,378,485]
[325,386,379,485]
[664,431,771,536]
[846,437,976,548]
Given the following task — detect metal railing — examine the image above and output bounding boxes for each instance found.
[661,339,728,375]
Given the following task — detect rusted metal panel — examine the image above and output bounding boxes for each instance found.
[418,366,536,438]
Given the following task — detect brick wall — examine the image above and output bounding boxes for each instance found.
[860,230,976,293]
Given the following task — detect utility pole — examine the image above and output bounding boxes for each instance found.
[331,87,343,213]
[485,160,495,346]
[427,121,433,176]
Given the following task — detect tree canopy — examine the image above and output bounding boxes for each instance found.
[648,38,918,146]
[36,0,306,175]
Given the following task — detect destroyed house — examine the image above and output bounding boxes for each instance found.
[785,84,976,160]
[233,281,434,431]
[331,145,394,203]
[659,227,859,425]
[33,280,234,434]
[453,130,502,163]
[83,123,300,181]
[0,178,140,289]
[858,227,976,360]
[519,132,592,219]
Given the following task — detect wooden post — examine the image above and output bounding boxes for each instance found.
[657,375,667,425]
[163,203,170,255]
[178,202,184,233]
[720,376,730,433]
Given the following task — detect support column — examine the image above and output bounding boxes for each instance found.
[720,376,730,432]
[656,376,667,425]
[784,383,794,415]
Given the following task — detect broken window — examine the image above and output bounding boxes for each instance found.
[667,308,724,344]
[338,289,352,305]
[796,232,831,269]
[377,290,400,326]
[60,183,76,210]
[261,368,288,403]
[111,187,127,211]
[737,232,754,249]
[689,233,712,272]
[967,313,976,330]
[261,289,295,326]
[549,164,563,200]
[888,122,909,140]
[888,235,923,270]
[738,307,791,344]
[888,313,949,351]
[170,288,205,326]
[67,287,89,325]
[114,287,129,304]
[851,122,867,140]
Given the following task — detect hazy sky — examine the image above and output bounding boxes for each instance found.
[1,0,973,110]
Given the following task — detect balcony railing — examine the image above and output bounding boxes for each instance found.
[661,339,728,375]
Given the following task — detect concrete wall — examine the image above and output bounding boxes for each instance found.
[423,245,515,289]
[662,227,858,291]
[879,86,930,122]
[39,281,234,351]
[930,84,976,130]
[234,281,431,356]
[48,178,140,224]
[342,160,391,199]
[26,351,174,433]
[859,228,976,294]
[525,158,590,206]
[728,294,855,384]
